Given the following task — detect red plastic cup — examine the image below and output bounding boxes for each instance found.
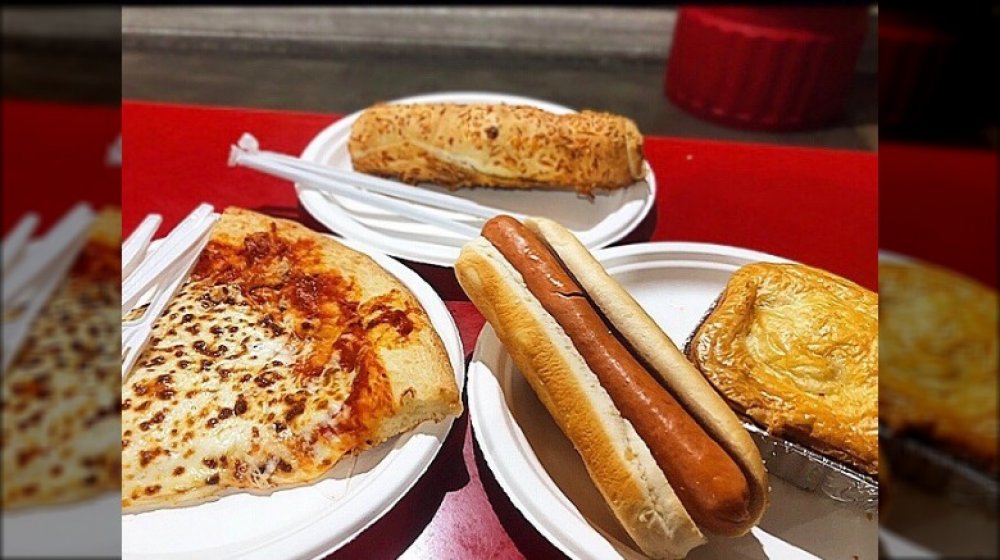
[665,7,870,131]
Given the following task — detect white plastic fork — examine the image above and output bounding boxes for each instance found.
[2,204,94,309]
[121,230,212,380]
[229,133,526,237]
[232,150,481,238]
[122,214,163,280]
[2,212,39,273]
[2,204,95,373]
[232,133,525,221]
[121,204,214,315]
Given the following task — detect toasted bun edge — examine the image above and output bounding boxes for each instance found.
[525,217,770,533]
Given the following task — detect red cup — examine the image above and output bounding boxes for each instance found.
[665,7,870,131]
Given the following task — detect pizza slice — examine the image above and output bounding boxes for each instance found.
[2,208,122,509]
[121,207,462,512]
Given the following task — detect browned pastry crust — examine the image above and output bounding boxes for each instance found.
[687,263,879,476]
[879,261,997,473]
[347,103,645,196]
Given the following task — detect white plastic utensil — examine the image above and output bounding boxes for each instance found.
[229,133,532,240]
[2,204,95,373]
[2,212,40,273]
[121,230,212,380]
[120,205,218,379]
[233,133,523,221]
[232,148,479,239]
[122,214,163,280]
[2,204,94,309]
[121,203,214,315]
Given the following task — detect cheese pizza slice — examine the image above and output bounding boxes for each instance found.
[2,208,121,509]
[121,208,461,512]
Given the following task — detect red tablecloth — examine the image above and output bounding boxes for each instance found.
[118,100,877,559]
[880,143,998,288]
[2,99,121,234]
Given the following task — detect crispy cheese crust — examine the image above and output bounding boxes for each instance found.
[348,103,645,196]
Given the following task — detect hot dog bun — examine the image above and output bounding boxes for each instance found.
[347,103,645,196]
[458,236,705,559]
[524,218,770,528]
[456,217,769,559]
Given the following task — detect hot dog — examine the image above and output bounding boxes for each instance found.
[457,216,769,559]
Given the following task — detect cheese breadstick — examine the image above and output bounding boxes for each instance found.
[347,103,645,196]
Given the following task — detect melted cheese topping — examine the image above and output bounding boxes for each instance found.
[122,224,421,511]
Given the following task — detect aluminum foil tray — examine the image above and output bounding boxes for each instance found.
[879,426,997,515]
[743,421,878,515]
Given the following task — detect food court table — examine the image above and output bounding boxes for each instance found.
[120,100,877,559]
[120,99,878,559]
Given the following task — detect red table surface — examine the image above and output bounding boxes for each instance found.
[2,99,121,234]
[880,143,997,288]
[120,100,877,559]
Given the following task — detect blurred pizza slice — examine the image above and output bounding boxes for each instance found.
[2,208,122,509]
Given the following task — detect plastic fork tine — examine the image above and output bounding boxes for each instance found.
[121,204,215,315]
[230,133,526,223]
[2,204,94,308]
[2,213,40,273]
[2,262,72,373]
[2,204,94,373]
[121,231,211,380]
[122,214,163,281]
[232,149,480,238]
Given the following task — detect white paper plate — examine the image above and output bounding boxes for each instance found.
[123,230,466,560]
[468,242,878,560]
[298,91,656,267]
[3,490,120,557]
[878,249,918,266]
[879,529,938,559]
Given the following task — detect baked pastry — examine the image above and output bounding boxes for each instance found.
[687,263,878,475]
[2,208,121,509]
[347,103,645,196]
[122,208,461,512]
[879,261,997,472]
